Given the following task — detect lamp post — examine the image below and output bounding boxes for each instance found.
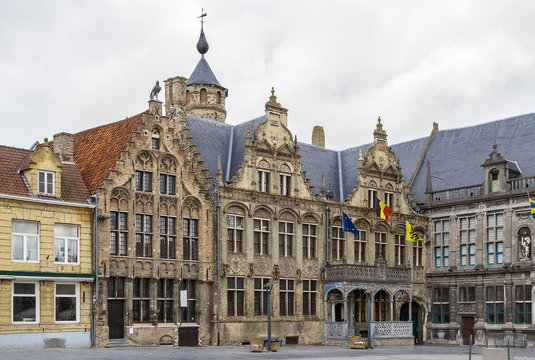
[265,280,275,351]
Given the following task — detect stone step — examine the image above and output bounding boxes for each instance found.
[106,339,131,348]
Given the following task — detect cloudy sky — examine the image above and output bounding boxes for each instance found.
[1,1,534,150]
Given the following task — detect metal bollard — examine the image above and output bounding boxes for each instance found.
[507,338,510,360]
[469,334,472,360]
[485,335,488,348]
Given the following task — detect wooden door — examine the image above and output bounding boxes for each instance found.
[462,317,474,345]
[108,300,125,339]
[178,327,199,346]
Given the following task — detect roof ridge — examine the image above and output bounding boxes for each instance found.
[408,122,439,188]
[74,111,147,136]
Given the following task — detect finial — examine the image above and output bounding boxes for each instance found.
[493,142,497,151]
[196,9,209,55]
[358,148,363,161]
[271,87,275,97]
[198,8,207,27]
[43,138,49,147]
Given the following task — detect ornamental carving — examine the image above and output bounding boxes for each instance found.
[253,256,271,276]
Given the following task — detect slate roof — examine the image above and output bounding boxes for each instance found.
[73,113,145,194]
[186,57,222,87]
[409,112,535,202]
[184,112,535,205]
[0,145,90,204]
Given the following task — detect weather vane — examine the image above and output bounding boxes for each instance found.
[198,8,207,27]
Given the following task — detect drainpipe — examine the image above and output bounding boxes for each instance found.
[325,206,331,264]
[214,188,222,345]
[90,194,99,347]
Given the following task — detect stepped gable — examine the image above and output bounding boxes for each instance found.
[0,145,32,197]
[73,112,145,194]
[410,112,535,203]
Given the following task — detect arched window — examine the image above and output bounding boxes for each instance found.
[200,89,207,103]
[186,90,191,103]
[216,91,221,104]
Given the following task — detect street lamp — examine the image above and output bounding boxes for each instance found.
[264,280,276,351]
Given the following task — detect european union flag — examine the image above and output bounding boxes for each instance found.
[342,212,359,237]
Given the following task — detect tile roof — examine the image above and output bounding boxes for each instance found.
[0,145,32,197]
[73,113,145,194]
[0,145,90,203]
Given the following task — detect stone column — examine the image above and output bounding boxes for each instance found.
[409,294,413,322]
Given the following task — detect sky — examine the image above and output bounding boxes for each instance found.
[1,1,535,151]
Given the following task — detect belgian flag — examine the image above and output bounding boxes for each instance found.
[376,199,392,222]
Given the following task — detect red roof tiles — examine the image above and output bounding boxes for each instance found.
[0,145,90,204]
[73,113,145,194]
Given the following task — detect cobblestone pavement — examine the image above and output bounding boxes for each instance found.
[0,345,534,360]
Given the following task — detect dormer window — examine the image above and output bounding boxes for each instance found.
[151,129,160,150]
[489,169,500,192]
[258,170,270,193]
[38,171,54,195]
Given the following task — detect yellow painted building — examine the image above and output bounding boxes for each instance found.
[0,140,95,349]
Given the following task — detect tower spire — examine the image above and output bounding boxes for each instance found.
[196,9,209,56]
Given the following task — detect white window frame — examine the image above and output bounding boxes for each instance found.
[385,192,394,208]
[253,218,270,256]
[368,189,377,209]
[258,170,270,193]
[279,173,291,196]
[54,282,80,323]
[12,281,39,324]
[12,220,39,263]
[54,224,80,264]
[38,170,55,195]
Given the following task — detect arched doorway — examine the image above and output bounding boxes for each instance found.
[326,288,344,322]
[348,288,367,337]
[401,301,423,344]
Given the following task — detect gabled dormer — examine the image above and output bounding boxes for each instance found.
[22,138,62,198]
[230,89,314,199]
[346,118,411,213]
[481,143,515,194]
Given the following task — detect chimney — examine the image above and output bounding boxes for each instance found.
[53,132,73,162]
[312,126,325,148]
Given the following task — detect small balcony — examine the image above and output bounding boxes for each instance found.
[325,263,411,284]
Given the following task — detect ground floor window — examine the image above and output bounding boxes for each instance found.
[227,277,244,316]
[254,277,269,316]
[158,279,174,323]
[487,285,504,324]
[55,283,79,323]
[133,278,150,322]
[12,282,39,323]
[180,280,196,322]
[279,278,295,316]
[374,290,390,321]
[433,287,450,323]
[515,285,532,324]
[302,279,317,316]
